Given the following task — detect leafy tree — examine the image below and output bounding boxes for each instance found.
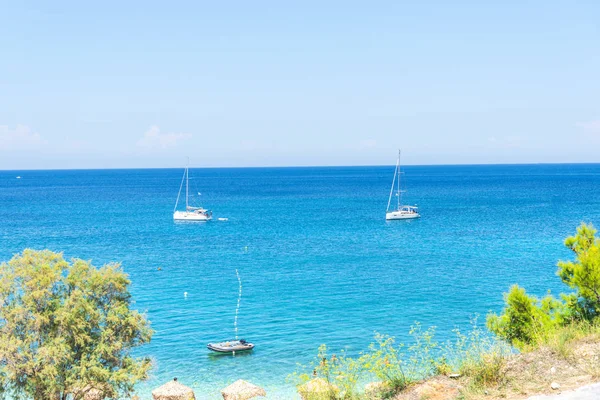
[487,223,600,347]
[486,285,564,348]
[0,249,153,400]
[557,223,600,319]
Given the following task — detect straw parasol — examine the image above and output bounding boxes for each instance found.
[71,384,112,400]
[82,388,104,400]
[221,379,266,400]
[298,378,339,400]
[152,378,196,400]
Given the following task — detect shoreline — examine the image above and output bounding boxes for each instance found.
[132,333,600,399]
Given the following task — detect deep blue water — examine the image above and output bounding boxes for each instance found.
[1,164,600,399]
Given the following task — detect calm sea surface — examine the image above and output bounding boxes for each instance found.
[1,164,600,398]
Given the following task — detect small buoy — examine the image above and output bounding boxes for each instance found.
[184,291,188,297]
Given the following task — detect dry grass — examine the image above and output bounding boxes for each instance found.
[392,330,600,400]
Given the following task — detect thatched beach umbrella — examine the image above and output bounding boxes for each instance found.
[83,388,103,400]
[152,378,196,400]
[71,384,111,400]
[298,378,339,400]
[221,379,266,400]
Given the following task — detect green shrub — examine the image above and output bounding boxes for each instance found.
[441,317,511,388]
[290,325,442,399]
[362,325,440,396]
[291,320,515,399]
[536,319,600,359]
[289,344,364,399]
[487,223,600,348]
[487,285,564,348]
[361,333,409,396]
[558,223,600,320]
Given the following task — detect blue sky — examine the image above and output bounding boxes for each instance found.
[1,1,598,169]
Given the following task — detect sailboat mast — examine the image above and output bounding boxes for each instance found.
[234,269,242,340]
[397,150,401,210]
[387,154,399,212]
[185,159,189,210]
[174,167,186,212]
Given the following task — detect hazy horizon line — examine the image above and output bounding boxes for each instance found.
[2,161,600,172]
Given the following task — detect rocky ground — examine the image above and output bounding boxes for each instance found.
[391,335,600,400]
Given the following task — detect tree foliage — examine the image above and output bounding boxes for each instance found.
[557,223,600,319]
[0,249,153,400]
[487,223,600,348]
[486,285,564,348]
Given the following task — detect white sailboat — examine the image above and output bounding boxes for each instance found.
[385,150,420,220]
[173,161,212,221]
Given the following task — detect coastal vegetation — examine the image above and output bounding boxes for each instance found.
[290,320,510,399]
[293,223,600,399]
[1,223,599,399]
[487,223,600,348]
[0,250,153,400]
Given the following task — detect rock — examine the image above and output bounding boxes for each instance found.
[414,380,460,400]
[551,382,561,390]
[550,367,556,374]
[364,381,390,398]
[298,378,339,400]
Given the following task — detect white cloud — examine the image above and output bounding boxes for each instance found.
[0,125,46,150]
[136,125,192,149]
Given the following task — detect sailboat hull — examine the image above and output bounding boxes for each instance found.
[173,211,212,221]
[386,211,421,220]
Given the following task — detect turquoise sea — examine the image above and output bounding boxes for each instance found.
[1,164,600,398]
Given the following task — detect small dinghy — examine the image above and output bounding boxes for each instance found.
[207,339,254,353]
[208,270,255,354]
